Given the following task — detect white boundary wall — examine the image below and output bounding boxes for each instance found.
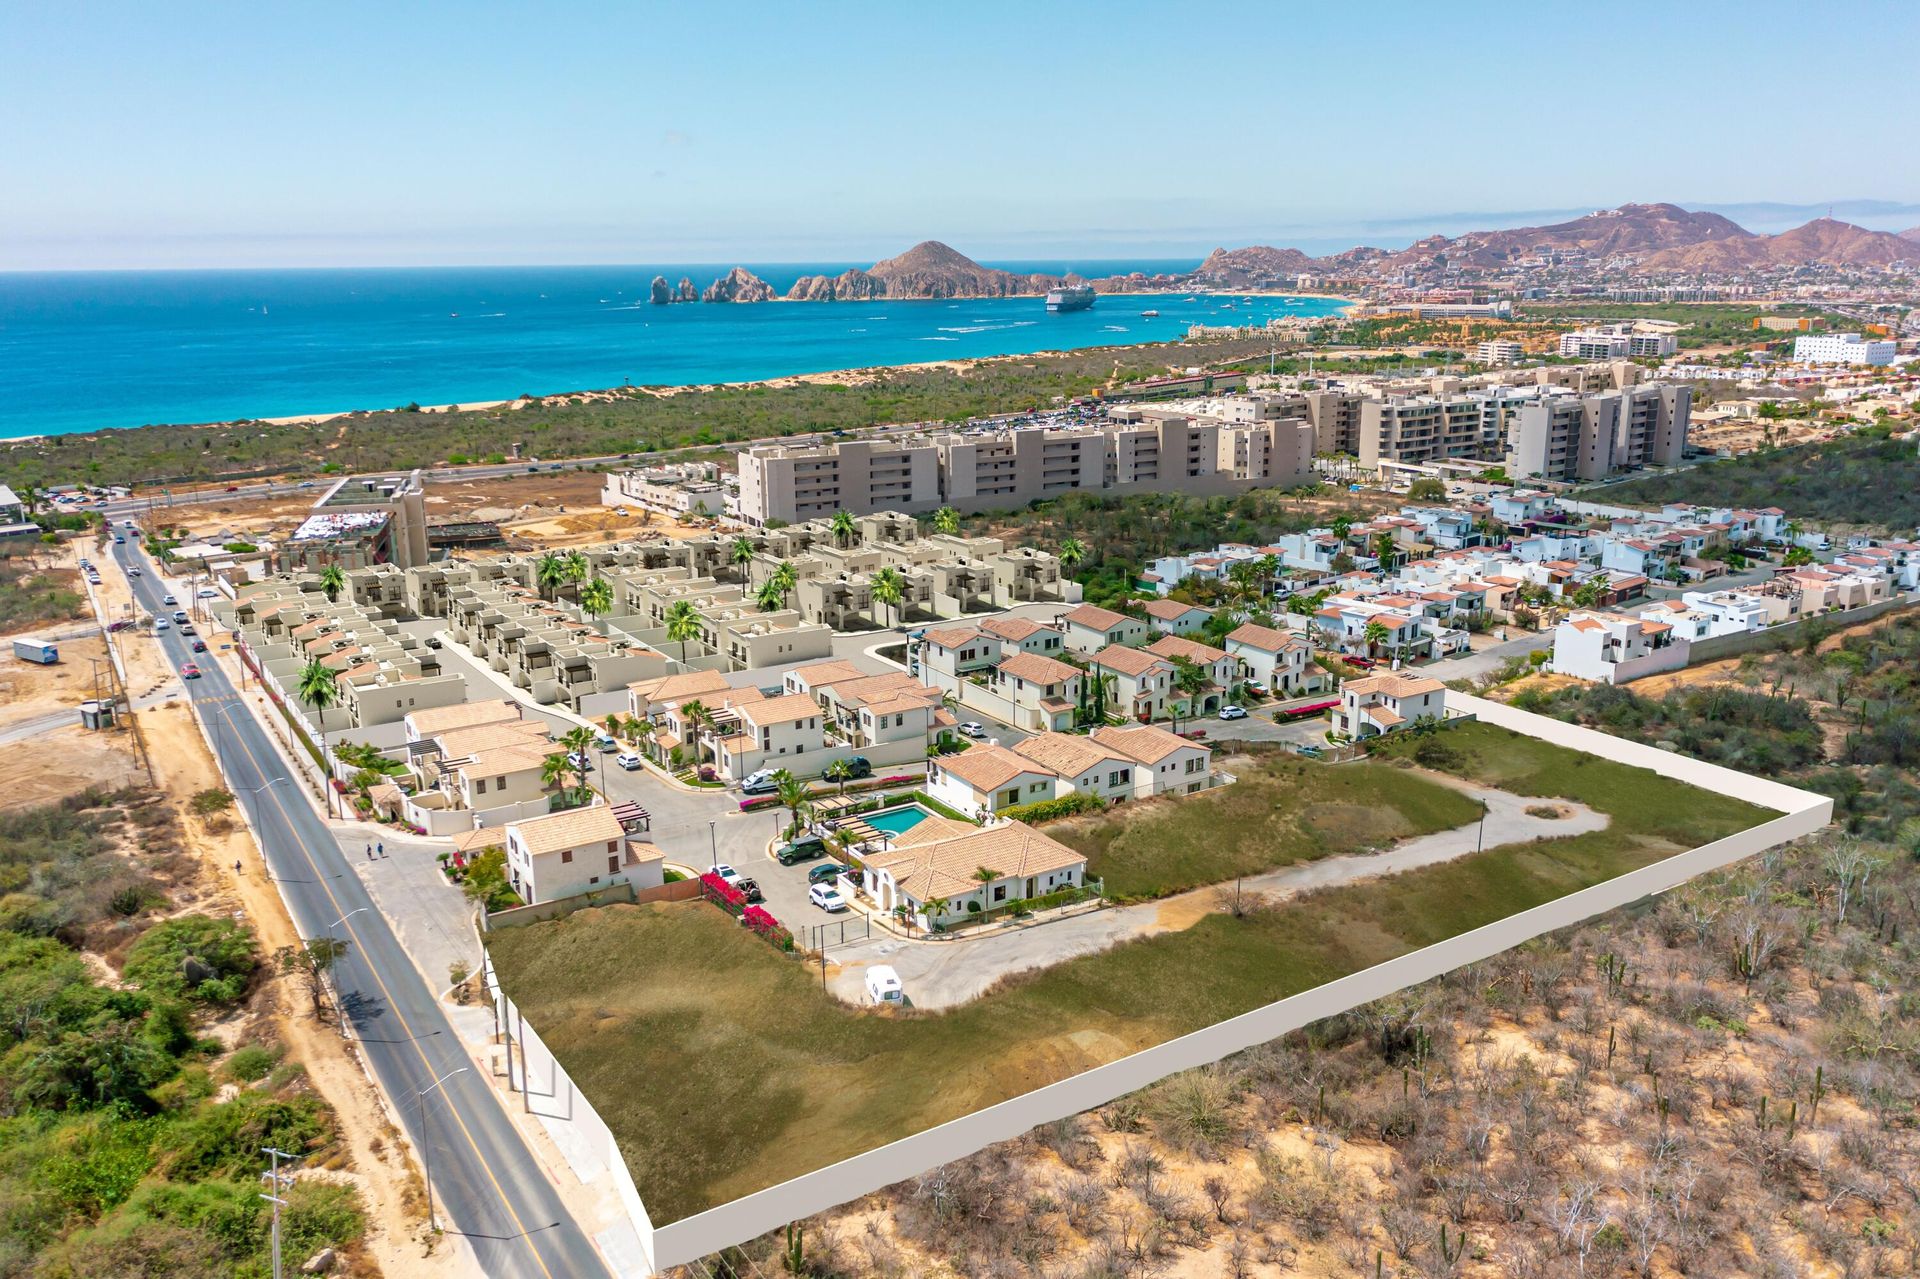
[505,692,1832,1275]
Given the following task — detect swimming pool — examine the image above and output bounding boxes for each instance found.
[864,803,933,837]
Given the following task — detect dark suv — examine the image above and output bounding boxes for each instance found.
[776,836,829,866]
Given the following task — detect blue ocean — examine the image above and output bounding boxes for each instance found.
[0,263,1348,440]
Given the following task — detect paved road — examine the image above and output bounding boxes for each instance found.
[111,541,613,1279]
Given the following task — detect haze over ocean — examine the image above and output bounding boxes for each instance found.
[0,263,1348,441]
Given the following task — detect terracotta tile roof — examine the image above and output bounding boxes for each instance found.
[1091,645,1171,678]
[1145,634,1228,665]
[628,669,729,705]
[1226,622,1303,653]
[508,805,624,856]
[1090,723,1205,767]
[1012,732,1129,779]
[980,616,1051,642]
[866,819,1086,901]
[783,659,865,689]
[919,625,984,650]
[1060,603,1132,631]
[407,699,521,736]
[1343,673,1446,698]
[1143,599,1208,622]
[734,694,822,728]
[996,652,1081,686]
[935,743,1050,793]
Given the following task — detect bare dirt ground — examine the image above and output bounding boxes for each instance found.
[0,632,110,720]
[142,703,464,1279]
[0,723,143,812]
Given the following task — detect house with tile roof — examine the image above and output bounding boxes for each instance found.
[1225,622,1321,696]
[858,817,1088,928]
[1090,644,1176,723]
[926,744,1063,818]
[986,651,1084,732]
[503,804,663,905]
[1010,732,1144,802]
[1058,603,1148,656]
[1548,611,1685,684]
[1142,599,1216,636]
[1088,724,1215,795]
[1144,634,1237,715]
[1332,673,1447,740]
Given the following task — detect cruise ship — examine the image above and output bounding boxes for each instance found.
[1044,283,1096,313]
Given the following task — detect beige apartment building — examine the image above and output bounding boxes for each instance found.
[737,414,1315,526]
[1506,383,1689,483]
[282,470,431,572]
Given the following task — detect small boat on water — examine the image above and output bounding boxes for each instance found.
[1140,309,1159,318]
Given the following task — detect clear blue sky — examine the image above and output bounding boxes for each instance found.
[4,0,1915,270]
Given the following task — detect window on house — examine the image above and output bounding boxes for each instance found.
[475,778,486,795]
[590,875,600,885]
[496,776,505,788]
[560,849,572,863]
[608,855,619,873]
[993,884,1007,902]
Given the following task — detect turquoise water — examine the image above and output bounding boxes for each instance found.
[0,264,1348,440]
[864,804,933,837]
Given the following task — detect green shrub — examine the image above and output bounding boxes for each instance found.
[224,1044,277,1083]
[159,1091,334,1182]
[122,916,257,1003]
[997,792,1107,824]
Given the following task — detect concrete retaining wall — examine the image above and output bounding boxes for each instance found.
[1680,597,1914,667]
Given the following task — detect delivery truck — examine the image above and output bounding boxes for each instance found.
[12,637,58,665]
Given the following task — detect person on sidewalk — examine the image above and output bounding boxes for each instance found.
[377,842,385,858]
[366,843,373,859]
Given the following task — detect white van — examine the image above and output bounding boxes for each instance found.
[864,965,904,1006]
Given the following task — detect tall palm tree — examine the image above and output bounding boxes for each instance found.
[824,758,853,797]
[663,599,701,663]
[730,535,757,580]
[773,769,812,838]
[1372,532,1397,569]
[770,560,797,608]
[1168,655,1210,730]
[932,506,960,536]
[560,725,597,793]
[535,552,570,601]
[578,577,613,619]
[562,550,590,588]
[871,565,906,627]
[830,510,857,548]
[972,866,1001,909]
[295,657,341,802]
[677,700,710,765]
[755,578,786,612]
[1362,618,1390,658]
[540,750,574,797]
[318,564,347,604]
[1058,538,1086,571]
[1330,515,1354,542]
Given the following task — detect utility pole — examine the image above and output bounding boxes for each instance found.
[417,1067,470,1233]
[1477,797,1488,853]
[259,1146,297,1279]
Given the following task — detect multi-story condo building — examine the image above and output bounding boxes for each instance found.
[1557,326,1678,359]
[737,413,1314,526]
[1506,383,1690,484]
[1793,332,1895,366]
[1475,340,1526,366]
[1356,392,1506,469]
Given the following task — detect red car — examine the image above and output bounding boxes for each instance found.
[191,640,207,653]
[181,662,202,679]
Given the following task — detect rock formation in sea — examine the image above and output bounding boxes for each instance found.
[701,267,777,303]
[675,277,698,302]
[649,275,674,305]
[786,241,1066,301]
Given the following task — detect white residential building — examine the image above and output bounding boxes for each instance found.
[503,805,662,906]
[1548,611,1685,684]
[1332,673,1447,739]
[1794,333,1895,367]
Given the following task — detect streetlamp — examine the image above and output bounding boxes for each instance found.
[326,906,367,940]
[1476,797,1488,853]
[417,1066,471,1233]
[708,818,718,871]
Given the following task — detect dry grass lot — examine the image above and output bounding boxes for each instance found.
[490,723,1773,1225]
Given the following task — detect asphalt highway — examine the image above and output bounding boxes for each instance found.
[112,539,614,1279]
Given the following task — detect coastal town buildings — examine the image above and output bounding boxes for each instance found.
[281,471,430,572]
[1793,332,1896,366]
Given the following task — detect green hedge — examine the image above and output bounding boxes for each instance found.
[996,792,1107,824]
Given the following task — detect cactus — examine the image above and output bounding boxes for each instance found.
[784,1222,805,1275]
[1757,1095,1768,1131]
[1438,1224,1462,1265]
[1811,1065,1825,1124]
[1787,1099,1799,1139]
[1606,1024,1616,1069]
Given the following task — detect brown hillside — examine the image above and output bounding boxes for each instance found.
[1641,216,1918,271]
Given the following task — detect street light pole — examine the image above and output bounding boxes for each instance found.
[259,1145,297,1279]
[708,818,717,871]
[1477,798,1488,853]
[417,1066,470,1233]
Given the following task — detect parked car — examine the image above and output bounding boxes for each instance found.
[777,836,828,866]
[808,883,848,913]
[593,732,618,752]
[196,587,218,599]
[710,863,741,883]
[807,861,852,885]
[615,750,644,771]
[1244,683,1269,697]
[424,636,442,649]
[864,965,904,1006]
[566,749,593,772]
[958,721,987,739]
[741,772,780,797]
[180,662,201,679]
[732,877,764,904]
[191,640,207,653]
[1218,705,1248,720]
[840,755,872,780]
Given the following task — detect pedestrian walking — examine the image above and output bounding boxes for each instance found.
[377,841,386,858]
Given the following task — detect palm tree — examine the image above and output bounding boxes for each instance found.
[824,758,853,797]
[534,552,569,601]
[871,565,906,627]
[1168,654,1210,729]
[560,725,596,793]
[755,578,786,612]
[923,895,950,928]
[972,866,1001,909]
[604,713,625,744]
[296,657,341,804]
[1330,515,1354,542]
[318,564,347,604]
[1058,538,1086,571]
[932,506,960,536]
[770,560,798,608]
[773,769,812,839]
[1362,618,1390,658]
[578,577,613,619]
[663,599,701,663]
[540,750,574,797]
[562,550,590,588]
[730,535,757,580]
[1372,532,1397,569]
[830,510,858,548]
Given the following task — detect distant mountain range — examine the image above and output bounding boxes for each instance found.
[683,204,1919,303]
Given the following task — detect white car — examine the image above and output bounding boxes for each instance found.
[615,750,644,771]
[957,721,987,739]
[809,883,848,912]
[566,749,593,772]
[1218,705,1249,720]
[196,587,218,599]
[153,619,170,632]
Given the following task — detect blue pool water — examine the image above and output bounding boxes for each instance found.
[864,804,933,837]
[0,264,1350,439]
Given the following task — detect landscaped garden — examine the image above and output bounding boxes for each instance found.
[487,720,1778,1226]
